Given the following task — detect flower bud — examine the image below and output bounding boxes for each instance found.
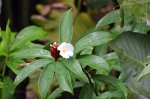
[50,42,60,60]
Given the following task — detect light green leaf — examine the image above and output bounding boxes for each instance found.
[59,9,73,43]
[14,59,51,86]
[133,23,150,34]
[79,83,94,99]
[11,26,46,50]
[39,63,54,99]
[96,10,120,29]
[61,58,87,81]
[54,61,73,93]
[1,77,15,99]
[74,31,113,54]
[94,90,124,99]
[0,82,5,88]
[11,48,51,59]
[47,87,63,99]
[0,20,13,55]
[93,74,129,99]
[78,55,110,74]
[138,64,150,80]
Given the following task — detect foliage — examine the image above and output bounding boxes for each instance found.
[0,0,150,99]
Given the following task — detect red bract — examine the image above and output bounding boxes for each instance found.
[50,43,60,60]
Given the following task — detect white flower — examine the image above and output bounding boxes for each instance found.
[57,42,74,59]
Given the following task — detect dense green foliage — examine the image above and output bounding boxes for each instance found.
[0,0,150,99]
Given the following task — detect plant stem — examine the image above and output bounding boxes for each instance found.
[2,56,8,76]
[83,69,98,96]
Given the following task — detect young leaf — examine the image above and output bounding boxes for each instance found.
[1,77,15,99]
[54,61,73,93]
[39,63,54,99]
[79,83,94,99]
[138,64,150,81]
[78,55,110,74]
[96,10,120,29]
[14,59,51,86]
[93,74,129,99]
[1,20,12,55]
[59,9,73,43]
[11,26,46,50]
[74,31,113,54]
[11,48,51,59]
[61,58,87,82]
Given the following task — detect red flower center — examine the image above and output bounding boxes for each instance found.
[50,43,60,60]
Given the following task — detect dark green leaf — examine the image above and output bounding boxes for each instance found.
[11,26,46,50]
[74,31,113,54]
[61,58,87,82]
[39,63,54,99]
[14,59,51,86]
[79,83,94,99]
[1,77,15,99]
[93,74,129,98]
[78,55,110,74]
[94,44,108,56]
[54,61,73,93]
[110,32,150,97]
[59,9,73,43]
[11,48,51,59]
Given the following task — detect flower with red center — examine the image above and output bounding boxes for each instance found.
[50,42,60,60]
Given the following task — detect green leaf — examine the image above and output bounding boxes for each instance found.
[79,83,94,99]
[61,58,87,81]
[11,26,46,50]
[101,52,121,71]
[38,63,54,99]
[138,64,150,80]
[94,90,124,99]
[74,31,113,54]
[110,32,150,97]
[0,82,5,88]
[59,9,73,43]
[54,61,73,93]
[7,59,25,74]
[47,87,63,99]
[1,77,15,99]
[78,55,110,74]
[118,0,150,24]
[11,48,51,59]
[0,20,13,55]
[96,10,120,29]
[93,74,129,98]
[14,59,51,86]
[133,23,150,34]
